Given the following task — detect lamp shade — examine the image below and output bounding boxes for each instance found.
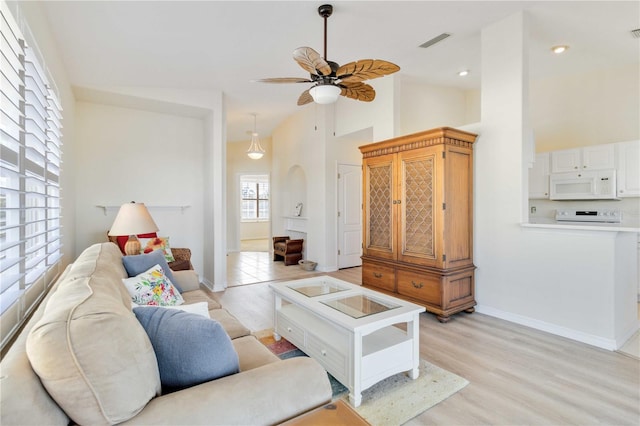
[107,202,159,236]
[309,84,341,104]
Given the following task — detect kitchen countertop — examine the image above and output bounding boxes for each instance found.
[524,218,640,233]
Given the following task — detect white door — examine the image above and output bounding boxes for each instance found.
[338,164,363,269]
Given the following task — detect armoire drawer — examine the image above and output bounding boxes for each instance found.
[397,270,441,305]
[362,263,395,292]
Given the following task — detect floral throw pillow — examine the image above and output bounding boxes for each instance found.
[122,264,184,306]
[139,237,175,262]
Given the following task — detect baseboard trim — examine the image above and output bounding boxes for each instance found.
[475,304,618,351]
[316,265,338,273]
[201,278,225,292]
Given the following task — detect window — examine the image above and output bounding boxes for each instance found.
[240,175,269,221]
[1,4,63,349]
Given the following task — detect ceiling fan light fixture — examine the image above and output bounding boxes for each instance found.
[309,84,341,104]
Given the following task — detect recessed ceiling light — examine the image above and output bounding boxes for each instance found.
[551,45,569,54]
[458,70,469,77]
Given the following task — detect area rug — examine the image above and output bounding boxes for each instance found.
[255,329,469,425]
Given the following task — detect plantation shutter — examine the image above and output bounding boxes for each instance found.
[0,3,63,349]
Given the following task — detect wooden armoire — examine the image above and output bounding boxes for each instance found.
[359,127,477,322]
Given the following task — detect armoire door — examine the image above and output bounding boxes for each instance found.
[362,153,396,261]
[396,147,444,267]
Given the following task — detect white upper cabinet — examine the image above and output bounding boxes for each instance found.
[551,145,615,173]
[583,145,616,170]
[616,140,640,197]
[529,152,550,199]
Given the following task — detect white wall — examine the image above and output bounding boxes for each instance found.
[399,78,480,135]
[334,76,398,141]
[74,101,205,275]
[531,64,640,152]
[73,87,227,291]
[474,11,637,350]
[271,107,327,267]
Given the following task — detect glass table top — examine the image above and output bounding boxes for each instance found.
[321,294,400,319]
[289,281,350,298]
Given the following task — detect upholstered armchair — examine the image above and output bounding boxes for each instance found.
[107,234,193,271]
[273,236,304,266]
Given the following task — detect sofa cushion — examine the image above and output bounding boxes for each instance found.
[133,307,240,392]
[232,335,280,372]
[122,264,184,306]
[181,288,222,310]
[208,308,251,339]
[122,249,181,292]
[26,243,161,425]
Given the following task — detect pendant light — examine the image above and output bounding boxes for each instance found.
[247,113,265,160]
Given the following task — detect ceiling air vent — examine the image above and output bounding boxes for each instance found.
[631,28,640,38]
[419,33,451,49]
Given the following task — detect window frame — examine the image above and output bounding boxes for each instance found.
[240,174,270,223]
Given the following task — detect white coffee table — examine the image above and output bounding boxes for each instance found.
[270,276,425,407]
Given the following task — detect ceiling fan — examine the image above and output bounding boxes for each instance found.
[256,4,400,106]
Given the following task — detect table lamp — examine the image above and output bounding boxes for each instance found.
[108,202,159,255]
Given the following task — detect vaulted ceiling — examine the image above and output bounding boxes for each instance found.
[38,1,639,142]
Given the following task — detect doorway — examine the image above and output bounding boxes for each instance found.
[239,174,270,252]
[337,163,362,269]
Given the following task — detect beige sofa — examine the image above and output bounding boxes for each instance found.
[0,243,331,425]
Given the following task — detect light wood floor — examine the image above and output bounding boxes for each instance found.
[215,264,639,425]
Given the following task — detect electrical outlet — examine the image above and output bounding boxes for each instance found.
[530,206,537,214]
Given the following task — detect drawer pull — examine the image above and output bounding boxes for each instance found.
[321,350,327,356]
[373,272,383,278]
[411,280,424,289]
[287,327,292,333]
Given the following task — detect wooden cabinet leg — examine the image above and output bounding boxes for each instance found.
[465,307,475,314]
[436,315,450,323]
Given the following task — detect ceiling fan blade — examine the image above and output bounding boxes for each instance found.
[340,82,376,102]
[336,59,400,83]
[297,89,314,106]
[293,47,332,76]
[254,77,313,84]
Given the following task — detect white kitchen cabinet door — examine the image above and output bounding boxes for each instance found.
[551,148,581,173]
[582,144,615,170]
[616,140,640,197]
[529,152,550,199]
[551,145,615,173]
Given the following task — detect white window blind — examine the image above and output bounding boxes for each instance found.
[1,4,63,350]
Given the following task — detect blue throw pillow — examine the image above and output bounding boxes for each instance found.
[122,249,182,292]
[133,307,239,392]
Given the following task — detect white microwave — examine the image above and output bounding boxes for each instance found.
[549,169,618,200]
